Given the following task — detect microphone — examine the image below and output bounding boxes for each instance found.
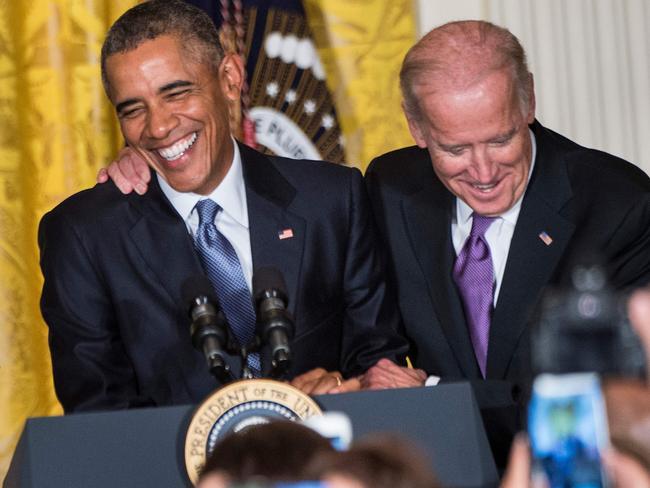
[253,267,295,374]
[181,275,233,383]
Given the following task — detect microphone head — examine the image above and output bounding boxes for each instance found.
[180,275,218,310]
[253,266,288,303]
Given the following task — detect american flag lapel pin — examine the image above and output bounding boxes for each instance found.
[538,231,553,246]
[278,228,294,240]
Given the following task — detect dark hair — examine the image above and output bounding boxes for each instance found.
[100,0,224,97]
[306,434,441,488]
[200,421,335,483]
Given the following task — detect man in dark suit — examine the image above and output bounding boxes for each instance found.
[362,20,650,468]
[39,0,407,413]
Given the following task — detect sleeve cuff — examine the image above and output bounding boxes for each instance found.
[425,375,441,386]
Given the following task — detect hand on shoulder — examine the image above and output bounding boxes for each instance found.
[97,147,151,195]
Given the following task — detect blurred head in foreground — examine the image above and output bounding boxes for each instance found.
[306,434,440,488]
[197,421,334,488]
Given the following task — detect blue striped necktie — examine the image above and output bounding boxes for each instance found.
[194,199,261,377]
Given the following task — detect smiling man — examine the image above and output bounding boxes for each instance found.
[38,0,407,413]
[363,20,650,468]
[103,32,236,197]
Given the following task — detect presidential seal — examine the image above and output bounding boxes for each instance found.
[184,379,322,484]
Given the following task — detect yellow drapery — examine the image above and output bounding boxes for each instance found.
[0,0,137,477]
[304,0,416,169]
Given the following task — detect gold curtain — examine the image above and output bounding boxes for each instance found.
[303,0,416,170]
[0,0,136,477]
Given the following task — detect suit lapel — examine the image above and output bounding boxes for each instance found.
[402,173,482,378]
[239,144,305,319]
[127,176,205,310]
[488,122,575,378]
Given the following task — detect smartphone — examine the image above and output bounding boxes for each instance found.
[528,373,610,488]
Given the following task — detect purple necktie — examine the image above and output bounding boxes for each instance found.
[453,214,496,378]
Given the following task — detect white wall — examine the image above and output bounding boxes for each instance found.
[416,0,650,175]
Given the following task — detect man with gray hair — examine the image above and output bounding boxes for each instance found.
[362,20,650,467]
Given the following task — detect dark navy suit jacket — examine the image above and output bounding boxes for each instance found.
[365,121,650,468]
[39,143,408,412]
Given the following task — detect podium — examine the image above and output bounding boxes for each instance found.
[5,382,498,488]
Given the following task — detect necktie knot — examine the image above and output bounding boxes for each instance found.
[470,213,496,238]
[196,199,221,226]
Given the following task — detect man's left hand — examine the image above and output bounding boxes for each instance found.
[360,358,427,389]
[290,368,360,395]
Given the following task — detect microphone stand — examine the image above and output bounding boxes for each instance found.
[210,335,290,382]
[239,346,255,380]
[205,342,236,384]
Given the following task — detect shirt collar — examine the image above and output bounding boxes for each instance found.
[157,137,248,228]
[456,128,537,224]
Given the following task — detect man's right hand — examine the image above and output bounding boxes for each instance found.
[97,147,151,195]
[360,358,427,389]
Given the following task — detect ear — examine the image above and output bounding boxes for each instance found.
[403,101,427,149]
[525,73,536,124]
[219,53,244,102]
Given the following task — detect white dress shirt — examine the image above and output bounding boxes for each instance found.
[157,138,253,291]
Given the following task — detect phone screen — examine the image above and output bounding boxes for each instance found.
[528,373,610,488]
